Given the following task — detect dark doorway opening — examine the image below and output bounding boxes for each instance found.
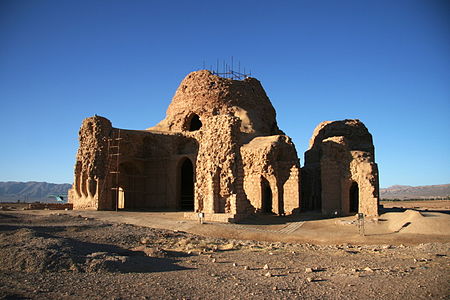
[350,182,359,213]
[262,179,273,213]
[189,114,202,131]
[180,159,194,211]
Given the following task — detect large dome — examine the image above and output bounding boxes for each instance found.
[149,70,281,135]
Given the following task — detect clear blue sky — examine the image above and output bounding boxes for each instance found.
[0,0,449,188]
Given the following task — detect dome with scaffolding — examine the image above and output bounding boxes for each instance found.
[148,70,281,135]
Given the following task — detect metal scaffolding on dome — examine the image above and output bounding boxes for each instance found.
[203,57,252,80]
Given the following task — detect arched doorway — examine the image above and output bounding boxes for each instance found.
[180,158,194,211]
[349,182,359,213]
[262,178,273,213]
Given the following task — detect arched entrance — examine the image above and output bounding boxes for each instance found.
[180,158,194,211]
[262,178,273,213]
[349,182,359,213]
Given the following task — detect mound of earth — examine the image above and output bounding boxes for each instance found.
[386,209,450,235]
[0,228,76,272]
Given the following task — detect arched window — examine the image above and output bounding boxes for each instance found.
[188,114,202,131]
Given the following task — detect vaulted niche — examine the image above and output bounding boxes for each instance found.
[349,182,359,213]
[262,178,273,213]
[188,114,202,131]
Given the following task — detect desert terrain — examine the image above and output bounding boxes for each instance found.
[0,201,449,299]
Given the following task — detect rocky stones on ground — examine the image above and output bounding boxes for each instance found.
[140,237,151,244]
[0,212,449,300]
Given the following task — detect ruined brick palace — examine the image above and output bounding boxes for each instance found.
[69,70,379,221]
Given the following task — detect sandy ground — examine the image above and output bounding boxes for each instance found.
[0,201,449,299]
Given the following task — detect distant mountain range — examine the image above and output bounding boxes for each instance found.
[0,181,72,202]
[380,184,450,200]
[1,181,448,203]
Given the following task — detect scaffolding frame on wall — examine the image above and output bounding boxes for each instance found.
[106,130,151,211]
[107,129,122,212]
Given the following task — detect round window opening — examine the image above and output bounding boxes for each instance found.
[188,114,202,131]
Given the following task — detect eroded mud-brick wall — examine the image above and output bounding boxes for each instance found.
[194,115,251,215]
[69,115,200,210]
[302,119,379,216]
[105,130,194,211]
[241,135,300,215]
[69,116,112,209]
[349,151,379,216]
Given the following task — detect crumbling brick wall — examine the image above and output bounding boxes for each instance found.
[69,116,111,209]
[302,119,379,216]
[241,135,300,215]
[194,115,251,215]
[69,115,199,210]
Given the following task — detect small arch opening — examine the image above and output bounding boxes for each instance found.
[88,179,97,197]
[349,182,359,213]
[118,187,125,209]
[188,114,202,131]
[81,171,88,197]
[262,178,273,213]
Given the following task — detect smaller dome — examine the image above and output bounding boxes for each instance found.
[308,119,374,154]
